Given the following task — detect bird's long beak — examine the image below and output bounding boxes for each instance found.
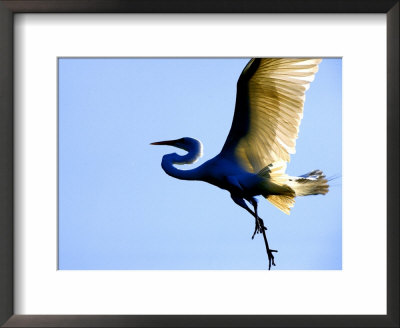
[150,139,178,146]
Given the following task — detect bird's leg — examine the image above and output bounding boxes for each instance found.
[231,195,266,238]
[248,198,266,239]
[231,194,277,269]
[251,214,267,239]
[231,194,257,218]
[250,199,277,270]
[251,217,267,239]
[231,194,261,237]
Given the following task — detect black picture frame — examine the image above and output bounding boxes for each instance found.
[0,1,398,327]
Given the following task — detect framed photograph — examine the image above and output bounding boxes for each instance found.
[0,1,398,327]
[56,56,341,272]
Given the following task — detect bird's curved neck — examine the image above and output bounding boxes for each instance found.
[161,141,203,181]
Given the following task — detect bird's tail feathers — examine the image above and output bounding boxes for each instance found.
[266,194,295,215]
[257,162,329,214]
[292,170,329,196]
[258,162,296,215]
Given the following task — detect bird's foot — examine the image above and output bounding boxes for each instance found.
[251,217,267,239]
[256,218,278,270]
[267,248,278,270]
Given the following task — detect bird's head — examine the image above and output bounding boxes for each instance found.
[151,137,203,164]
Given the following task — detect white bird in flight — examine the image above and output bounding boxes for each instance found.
[152,58,328,269]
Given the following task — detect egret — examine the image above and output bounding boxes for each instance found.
[151,58,328,269]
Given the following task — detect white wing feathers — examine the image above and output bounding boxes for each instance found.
[221,58,322,173]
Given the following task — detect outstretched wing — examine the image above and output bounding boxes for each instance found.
[220,58,322,173]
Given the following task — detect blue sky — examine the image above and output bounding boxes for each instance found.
[58,58,342,270]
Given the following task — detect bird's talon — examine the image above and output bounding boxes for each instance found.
[266,247,277,270]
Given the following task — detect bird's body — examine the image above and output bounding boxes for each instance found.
[188,158,260,193]
[152,58,329,269]
[202,156,263,196]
